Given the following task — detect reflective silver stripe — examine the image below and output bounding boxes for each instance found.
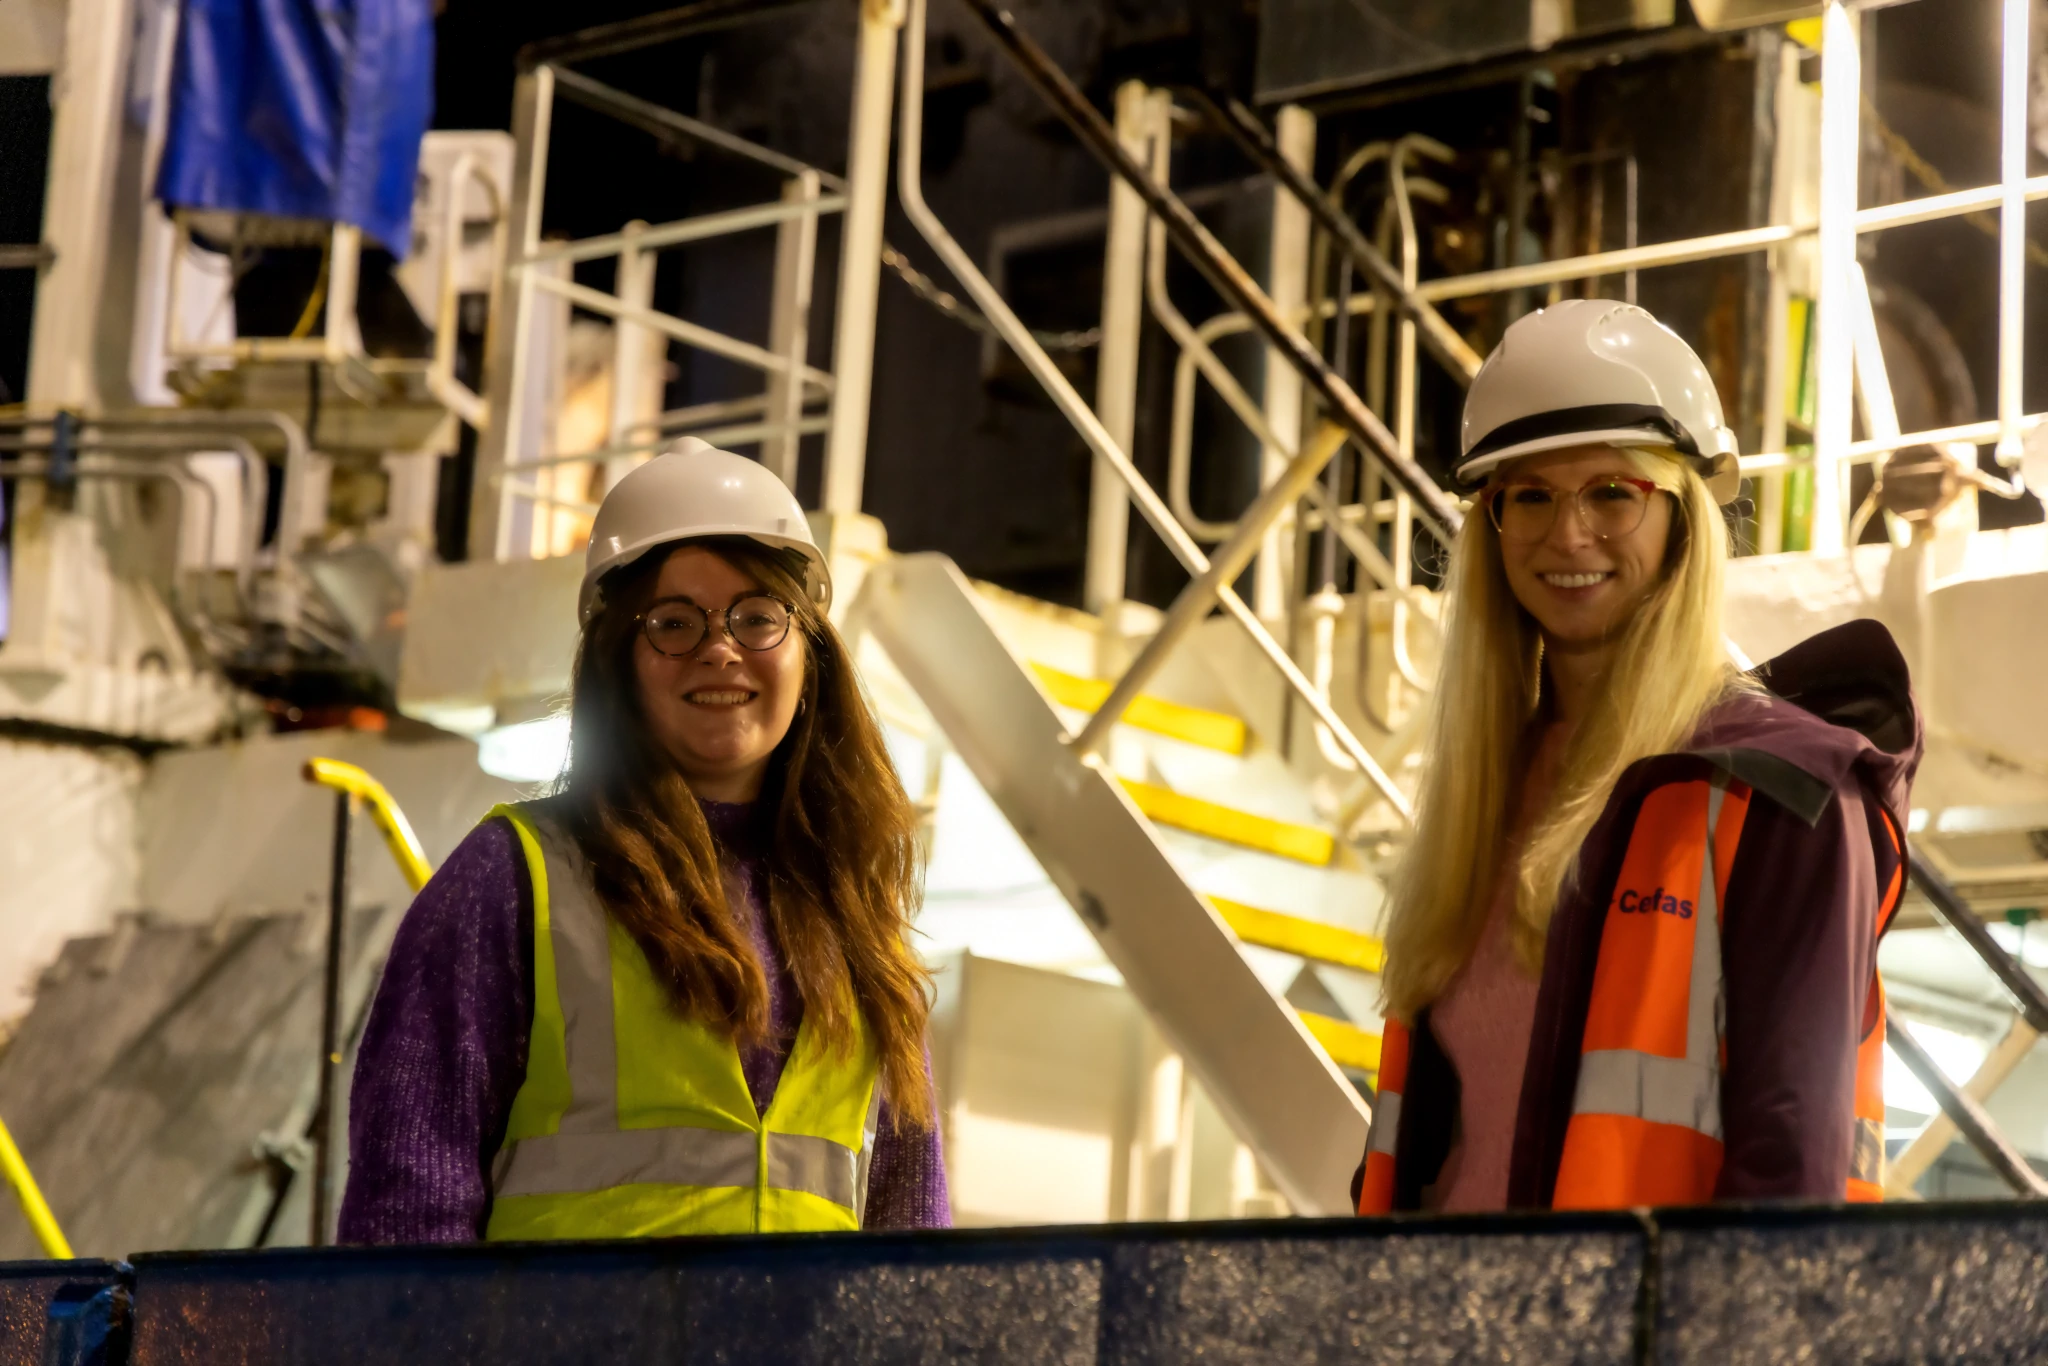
[496,1127,863,1208]
[496,1126,759,1198]
[1687,782,1728,1075]
[853,1083,882,1224]
[532,811,620,1136]
[1573,1050,1723,1139]
[1851,1116,1885,1187]
[770,1132,863,1209]
[1367,1091,1402,1156]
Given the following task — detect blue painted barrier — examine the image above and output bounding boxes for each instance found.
[4,1203,2046,1364]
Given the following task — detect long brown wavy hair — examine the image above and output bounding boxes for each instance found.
[555,535,934,1129]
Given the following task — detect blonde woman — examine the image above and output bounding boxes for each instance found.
[1355,301,1920,1214]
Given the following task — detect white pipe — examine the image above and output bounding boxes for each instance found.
[1253,104,1316,621]
[1741,410,2048,472]
[765,172,823,488]
[474,63,556,561]
[1306,589,1356,773]
[604,220,658,487]
[427,153,497,431]
[821,0,904,516]
[325,224,364,365]
[1085,80,1150,614]
[1811,0,1861,556]
[1998,0,2031,466]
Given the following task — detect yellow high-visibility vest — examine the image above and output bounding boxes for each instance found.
[482,800,881,1241]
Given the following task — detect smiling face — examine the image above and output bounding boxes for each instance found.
[1491,445,1677,651]
[632,544,808,803]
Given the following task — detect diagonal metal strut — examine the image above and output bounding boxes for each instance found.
[1183,88,1484,386]
[953,0,1465,541]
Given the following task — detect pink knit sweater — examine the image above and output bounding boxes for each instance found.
[1426,722,1571,1212]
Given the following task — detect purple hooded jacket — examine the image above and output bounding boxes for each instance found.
[1362,619,1922,1210]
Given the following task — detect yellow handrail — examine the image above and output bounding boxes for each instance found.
[302,757,434,892]
[0,1114,72,1258]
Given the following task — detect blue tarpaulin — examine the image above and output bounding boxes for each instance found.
[155,0,435,257]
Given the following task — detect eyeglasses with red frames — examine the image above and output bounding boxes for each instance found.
[1485,474,1663,545]
[638,593,795,657]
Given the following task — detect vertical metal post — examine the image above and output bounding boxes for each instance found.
[821,0,905,515]
[1997,0,2031,467]
[24,0,134,410]
[766,172,822,488]
[1810,0,1860,555]
[1086,80,1150,614]
[7,0,135,671]
[324,224,364,364]
[1757,36,1803,556]
[471,63,556,561]
[1253,106,1314,621]
[1390,144,1432,593]
[1503,74,1537,325]
[606,219,661,492]
[311,789,352,1247]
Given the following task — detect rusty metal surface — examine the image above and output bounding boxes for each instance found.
[8,1203,2048,1363]
[116,1219,1642,1366]
[0,1262,120,1366]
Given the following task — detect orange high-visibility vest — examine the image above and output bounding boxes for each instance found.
[1359,774,1898,1215]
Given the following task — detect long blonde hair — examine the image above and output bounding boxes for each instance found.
[1380,450,1749,1021]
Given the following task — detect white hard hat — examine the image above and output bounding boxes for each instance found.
[578,438,829,624]
[1459,299,1742,504]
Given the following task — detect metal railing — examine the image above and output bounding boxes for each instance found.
[472,48,847,562]
[300,758,432,1246]
[899,0,1423,824]
[1886,847,2048,1198]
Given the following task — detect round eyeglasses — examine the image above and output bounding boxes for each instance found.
[1486,474,1662,545]
[639,593,794,657]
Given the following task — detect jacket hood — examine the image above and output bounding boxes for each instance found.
[1689,619,1922,829]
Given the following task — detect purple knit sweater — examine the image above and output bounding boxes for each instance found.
[339,800,950,1241]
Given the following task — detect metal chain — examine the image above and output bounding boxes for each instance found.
[880,243,1101,351]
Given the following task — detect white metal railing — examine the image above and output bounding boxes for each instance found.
[163,152,508,410]
[1167,0,2039,572]
[473,62,850,560]
[895,0,1415,824]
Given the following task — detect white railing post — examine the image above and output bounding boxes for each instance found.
[821,0,905,515]
[1254,105,1315,621]
[765,171,823,488]
[472,63,556,561]
[1757,36,1806,556]
[1810,0,1860,555]
[1085,80,1151,615]
[1997,0,2031,470]
[605,219,662,493]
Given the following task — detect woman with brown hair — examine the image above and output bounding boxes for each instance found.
[340,440,948,1239]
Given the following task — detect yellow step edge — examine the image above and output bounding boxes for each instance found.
[1120,778,1335,866]
[1299,1011,1382,1075]
[1030,662,1247,756]
[1210,897,1386,975]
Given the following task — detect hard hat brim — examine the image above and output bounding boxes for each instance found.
[578,528,832,625]
[1459,431,1743,506]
